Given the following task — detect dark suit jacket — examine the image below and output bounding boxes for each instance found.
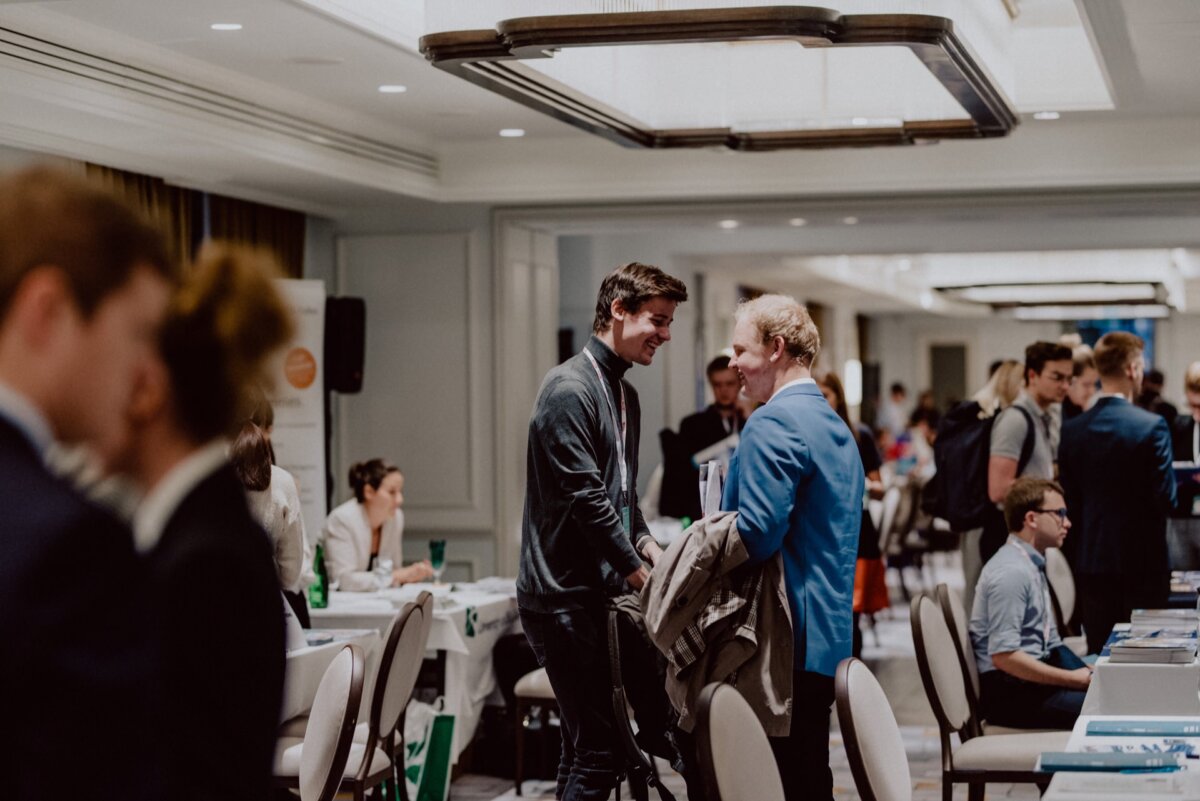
[1059,396,1176,577]
[0,417,162,800]
[146,463,285,801]
[659,405,744,520]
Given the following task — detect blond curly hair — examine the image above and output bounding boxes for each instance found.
[734,294,820,368]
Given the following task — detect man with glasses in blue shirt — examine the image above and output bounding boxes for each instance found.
[969,477,1092,730]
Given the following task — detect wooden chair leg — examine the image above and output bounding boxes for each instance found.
[967,782,985,801]
[942,778,954,801]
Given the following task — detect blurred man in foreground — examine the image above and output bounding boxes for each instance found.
[0,166,174,799]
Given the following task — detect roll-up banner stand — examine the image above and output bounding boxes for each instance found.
[270,279,328,542]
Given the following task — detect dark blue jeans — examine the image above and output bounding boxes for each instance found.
[520,606,620,801]
[979,645,1087,730]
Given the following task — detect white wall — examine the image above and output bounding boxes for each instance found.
[871,313,1063,402]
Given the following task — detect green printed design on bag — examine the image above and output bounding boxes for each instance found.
[464,607,477,637]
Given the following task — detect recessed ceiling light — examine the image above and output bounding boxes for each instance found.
[788,217,807,227]
[842,216,859,225]
[210,23,242,31]
[499,128,526,138]
[851,117,870,126]
[1033,111,1060,121]
[378,85,408,94]
[897,258,913,272]
[718,219,740,230]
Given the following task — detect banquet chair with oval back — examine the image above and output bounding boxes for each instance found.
[277,603,425,800]
[935,582,1060,736]
[910,593,1066,801]
[694,682,785,801]
[835,657,912,801]
[1043,548,1088,657]
[278,643,365,801]
[381,590,434,799]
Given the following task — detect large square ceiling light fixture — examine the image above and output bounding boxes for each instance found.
[420,1,1021,151]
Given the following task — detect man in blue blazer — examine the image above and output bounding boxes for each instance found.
[721,294,863,801]
[0,167,175,799]
[1059,331,1176,655]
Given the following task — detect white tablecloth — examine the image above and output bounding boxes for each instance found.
[282,628,380,721]
[307,583,519,760]
[1081,655,1200,716]
[1044,715,1200,799]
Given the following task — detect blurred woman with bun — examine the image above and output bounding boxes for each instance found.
[119,242,294,801]
[323,458,433,591]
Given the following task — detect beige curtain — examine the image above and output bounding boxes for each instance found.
[208,194,305,278]
[84,163,197,266]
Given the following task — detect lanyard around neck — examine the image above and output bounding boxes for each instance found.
[1008,539,1052,647]
[583,349,628,495]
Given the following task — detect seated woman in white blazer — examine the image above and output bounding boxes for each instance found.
[324,458,433,591]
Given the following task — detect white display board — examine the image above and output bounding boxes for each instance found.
[270,279,328,542]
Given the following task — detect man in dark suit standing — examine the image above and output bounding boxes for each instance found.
[659,355,746,521]
[1060,331,1176,655]
[0,167,175,800]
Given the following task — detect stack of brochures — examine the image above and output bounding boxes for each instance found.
[1131,608,1200,636]
[1108,635,1197,664]
[1037,751,1183,771]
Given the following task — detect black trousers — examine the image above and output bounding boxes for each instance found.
[769,670,835,801]
[1077,572,1169,656]
[521,606,620,801]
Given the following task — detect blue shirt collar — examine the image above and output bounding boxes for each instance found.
[1006,533,1046,569]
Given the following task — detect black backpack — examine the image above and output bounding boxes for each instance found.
[924,401,1035,530]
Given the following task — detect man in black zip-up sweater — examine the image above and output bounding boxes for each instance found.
[518,262,687,801]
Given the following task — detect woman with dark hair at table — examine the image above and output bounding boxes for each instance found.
[323,458,433,591]
[118,242,294,801]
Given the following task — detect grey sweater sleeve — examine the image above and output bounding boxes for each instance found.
[534,378,644,577]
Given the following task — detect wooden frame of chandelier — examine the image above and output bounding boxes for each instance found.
[420,7,1019,151]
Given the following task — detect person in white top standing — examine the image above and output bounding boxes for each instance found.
[323,458,433,591]
[231,420,306,591]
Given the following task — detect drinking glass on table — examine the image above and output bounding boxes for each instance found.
[429,539,447,585]
[374,557,394,590]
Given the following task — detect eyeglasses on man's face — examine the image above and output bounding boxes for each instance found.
[1035,507,1069,523]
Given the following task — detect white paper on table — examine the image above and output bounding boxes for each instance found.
[702,459,724,517]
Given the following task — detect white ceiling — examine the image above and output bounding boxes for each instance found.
[1,0,1199,316]
[0,0,1197,210]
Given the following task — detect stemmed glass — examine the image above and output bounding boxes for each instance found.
[429,539,447,585]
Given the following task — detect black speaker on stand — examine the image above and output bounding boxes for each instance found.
[324,296,366,509]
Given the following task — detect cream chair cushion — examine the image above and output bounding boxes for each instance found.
[704,685,785,801]
[940,585,981,699]
[1044,548,1075,622]
[276,737,391,779]
[380,606,425,735]
[915,595,972,731]
[841,660,911,801]
[980,722,1058,736]
[291,644,362,801]
[279,714,309,738]
[515,667,556,700]
[953,730,1070,771]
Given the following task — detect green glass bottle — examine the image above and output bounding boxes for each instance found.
[308,542,329,609]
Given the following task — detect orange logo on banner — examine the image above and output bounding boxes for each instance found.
[285,347,317,389]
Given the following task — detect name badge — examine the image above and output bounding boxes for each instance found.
[621,505,631,533]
